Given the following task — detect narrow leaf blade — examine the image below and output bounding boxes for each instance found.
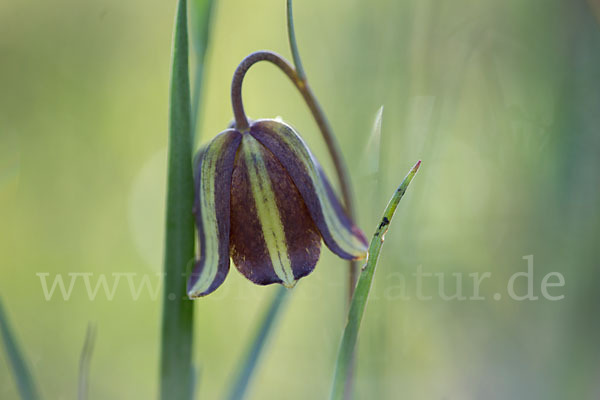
[330,161,421,400]
[0,298,41,400]
[190,0,216,143]
[226,287,289,400]
[159,0,198,399]
[77,323,97,400]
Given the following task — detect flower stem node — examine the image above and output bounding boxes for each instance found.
[187,119,368,298]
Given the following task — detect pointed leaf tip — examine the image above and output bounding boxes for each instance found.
[330,160,421,400]
[413,160,421,172]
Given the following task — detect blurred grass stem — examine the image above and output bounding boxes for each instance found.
[190,0,215,144]
[0,298,40,400]
[226,287,289,400]
[77,323,96,400]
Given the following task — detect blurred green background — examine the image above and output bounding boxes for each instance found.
[1,0,599,398]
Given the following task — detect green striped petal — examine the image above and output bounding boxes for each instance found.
[229,134,322,287]
[188,129,242,298]
[250,119,368,260]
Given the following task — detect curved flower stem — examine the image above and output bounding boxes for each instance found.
[78,322,97,400]
[284,0,358,303]
[284,2,359,396]
[231,51,294,131]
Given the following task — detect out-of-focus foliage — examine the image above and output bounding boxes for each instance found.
[1,0,598,399]
[0,299,40,400]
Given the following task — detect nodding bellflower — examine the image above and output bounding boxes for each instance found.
[187,119,368,298]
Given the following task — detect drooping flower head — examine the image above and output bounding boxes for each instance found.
[187,119,368,298]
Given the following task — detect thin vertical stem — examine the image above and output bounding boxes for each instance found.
[190,0,215,145]
[160,0,196,399]
[77,323,97,400]
[0,298,40,400]
[284,0,359,302]
[226,287,290,400]
[284,2,359,397]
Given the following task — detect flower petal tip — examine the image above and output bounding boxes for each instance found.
[186,270,212,299]
[187,285,204,299]
[282,279,297,289]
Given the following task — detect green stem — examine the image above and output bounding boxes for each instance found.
[160,1,196,399]
[0,298,40,400]
[77,323,96,400]
[330,160,421,400]
[284,0,358,303]
[226,287,290,400]
[190,0,215,145]
[285,0,305,81]
[284,2,359,396]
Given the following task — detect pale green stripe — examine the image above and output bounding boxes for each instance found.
[242,135,295,287]
[271,121,361,253]
[260,120,365,257]
[189,132,229,295]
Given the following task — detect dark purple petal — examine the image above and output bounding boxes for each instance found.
[250,119,368,260]
[229,134,321,287]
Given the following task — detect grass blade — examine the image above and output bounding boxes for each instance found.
[160,0,197,399]
[226,287,290,400]
[0,298,41,400]
[330,161,422,400]
[77,323,96,400]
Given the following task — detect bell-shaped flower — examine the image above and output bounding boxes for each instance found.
[187,119,368,298]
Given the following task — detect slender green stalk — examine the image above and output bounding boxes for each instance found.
[330,160,422,400]
[284,0,359,301]
[160,1,196,399]
[285,0,305,81]
[226,287,289,400]
[77,323,97,400]
[190,0,215,144]
[0,298,40,400]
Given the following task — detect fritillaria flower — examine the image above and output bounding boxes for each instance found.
[187,119,368,297]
